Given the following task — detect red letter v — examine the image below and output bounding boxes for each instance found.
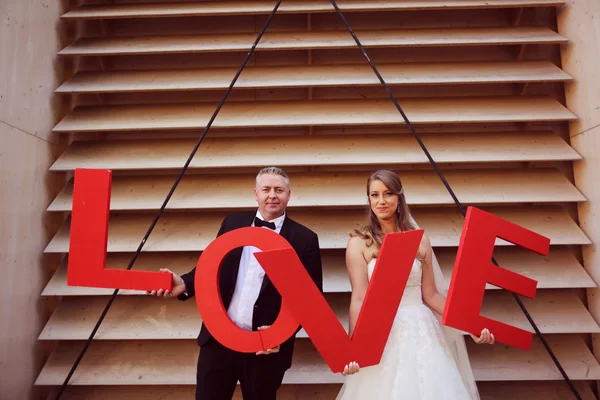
[256,229,423,373]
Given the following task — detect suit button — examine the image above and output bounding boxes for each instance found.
[254,305,258,308]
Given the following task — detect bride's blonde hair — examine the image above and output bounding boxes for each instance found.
[351,170,424,260]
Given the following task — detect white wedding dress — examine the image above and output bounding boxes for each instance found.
[335,257,475,400]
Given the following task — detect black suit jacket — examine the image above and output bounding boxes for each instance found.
[178,210,323,370]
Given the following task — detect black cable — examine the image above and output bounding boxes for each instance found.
[327,1,581,398]
[52,1,283,398]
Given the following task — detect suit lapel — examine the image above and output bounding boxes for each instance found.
[227,211,256,290]
[226,211,256,274]
[259,215,293,295]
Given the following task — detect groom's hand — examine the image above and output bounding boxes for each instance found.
[146,268,186,298]
[256,325,281,355]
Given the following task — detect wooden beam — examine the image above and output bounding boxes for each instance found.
[49,132,582,172]
[52,97,576,133]
[47,169,585,212]
[440,247,596,291]
[46,382,597,400]
[57,27,568,57]
[62,0,567,20]
[43,207,590,253]
[477,382,596,400]
[41,247,596,296]
[37,290,599,341]
[33,335,600,385]
[467,334,600,381]
[55,61,572,94]
[47,385,341,400]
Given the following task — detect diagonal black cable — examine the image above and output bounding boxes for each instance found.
[52,1,283,398]
[327,0,581,398]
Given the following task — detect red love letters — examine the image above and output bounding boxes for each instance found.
[195,227,423,372]
[67,168,551,372]
[258,229,424,372]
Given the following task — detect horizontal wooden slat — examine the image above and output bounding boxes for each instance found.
[41,247,595,297]
[56,381,600,400]
[37,290,599,341]
[34,335,600,385]
[478,382,596,400]
[58,27,567,57]
[55,61,572,93]
[48,385,341,400]
[36,295,347,341]
[47,169,585,212]
[46,381,598,400]
[49,132,582,172]
[479,290,600,335]
[62,0,566,20]
[41,252,350,296]
[52,97,576,133]
[441,247,596,291]
[43,207,590,253]
[467,334,600,381]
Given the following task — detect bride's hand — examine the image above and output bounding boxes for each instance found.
[341,362,360,376]
[470,328,495,344]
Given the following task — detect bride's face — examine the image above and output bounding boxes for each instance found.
[369,180,399,221]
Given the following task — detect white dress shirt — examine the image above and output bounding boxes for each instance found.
[227,210,286,331]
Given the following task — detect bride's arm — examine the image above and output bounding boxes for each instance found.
[346,236,369,337]
[421,234,496,345]
[420,235,447,316]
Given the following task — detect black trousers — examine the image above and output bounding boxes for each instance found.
[195,341,287,400]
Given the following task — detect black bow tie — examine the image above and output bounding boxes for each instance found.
[254,217,276,230]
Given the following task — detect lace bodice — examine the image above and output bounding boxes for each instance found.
[367,257,423,307]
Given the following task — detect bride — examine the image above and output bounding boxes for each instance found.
[336,170,495,400]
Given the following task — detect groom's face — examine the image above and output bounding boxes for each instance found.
[254,173,291,221]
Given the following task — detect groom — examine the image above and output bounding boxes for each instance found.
[149,167,323,400]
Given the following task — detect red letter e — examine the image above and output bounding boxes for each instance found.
[442,207,550,350]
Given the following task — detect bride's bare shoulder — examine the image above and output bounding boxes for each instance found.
[420,232,432,247]
[347,235,367,249]
[418,232,433,262]
[347,235,377,266]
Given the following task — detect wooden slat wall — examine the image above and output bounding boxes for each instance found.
[42,383,600,400]
[38,0,599,398]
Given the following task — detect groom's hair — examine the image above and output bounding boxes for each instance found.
[255,166,291,188]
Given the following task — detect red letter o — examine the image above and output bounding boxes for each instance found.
[195,227,300,352]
